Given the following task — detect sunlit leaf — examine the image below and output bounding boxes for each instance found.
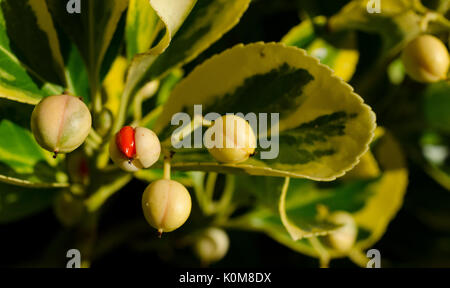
[125,0,160,60]
[46,0,128,90]
[155,43,376,181]
[228,129,408,260]
[0,0,64,104]
[329,0,422,55]
[122,0,251,108]
[282,16,359,82]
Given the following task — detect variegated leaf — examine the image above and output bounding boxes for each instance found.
[228,129,408,261]
[0,0,65,104]
[121,0,251,117]
[125,0,160,59]
[46,0,128,90]
[155,43,376,181]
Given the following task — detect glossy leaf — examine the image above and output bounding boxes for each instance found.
[229,129,408,260]
[329,0,422,55]
[125,0,159,60]
[46,0,128,86]
[65,44,90,103]
[123,0,251,106]
[282,16,359,82]
[155,43,376,181]
[0,0,64,104]
[146,0,197,55]
[103,56,128,116]
[0,99,68,188]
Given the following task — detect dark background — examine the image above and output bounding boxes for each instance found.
[1,0,450,268]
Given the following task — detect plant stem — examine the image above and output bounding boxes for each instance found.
[205,172,218,204]
[308,237,330,268]
[348,249,370,268]
[112,88,131,134]
[84,173,133,212]
[213,175,236,223]
[163,156,171,180]
[191,172,208,214]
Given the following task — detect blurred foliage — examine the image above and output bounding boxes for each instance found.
[0,0,449,268]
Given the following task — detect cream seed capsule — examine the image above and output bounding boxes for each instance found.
[194,228,230,264]
[206,115,257,163]
[401,34,449,83]
[109,126,161,172]
[141,179,192,235]
[325,211,357,252]
[31,94,92,156]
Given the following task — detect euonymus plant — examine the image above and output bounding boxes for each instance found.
[0,0,449,267]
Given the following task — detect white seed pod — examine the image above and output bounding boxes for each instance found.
[401,34,449,83]
[194,227,230,264]
[142,179,192,233]
[109,126,161,172]
[325,211,357,252]
[205,115,257,163]
[31,94,92,154]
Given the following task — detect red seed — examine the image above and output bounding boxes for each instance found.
[116,126,136,159]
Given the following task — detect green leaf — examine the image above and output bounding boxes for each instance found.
[103,56,129,116]
[46,0,128,89]
[155,43,376,181]
[125,0,159,60]
[229,129,408,259]
[122,0,251,107]
[0,0,64,104]
[146,0,197,55]
[279,177,339,240]
[0,182,59,223]
[423,81,450,134]
[329,0,422,55]
[65,44,90,103]
[0,99,68,188]
[282,16,359,82]
[0,0,66,86]
[420,132,450,190]
[417,82,450,190]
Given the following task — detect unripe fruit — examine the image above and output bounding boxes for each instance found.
[94,108,113,137]
[194,228,230,264]
[53,191,85,227]
[31,95,92,155]
[109,126,161,172]
[401,34,449,83]
[206,115,257,163]
[142,179,192,234]
[324,211,357,252]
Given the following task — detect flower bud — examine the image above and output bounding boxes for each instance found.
[31,95,92,155]
[142,179,192,234]
[401,34,449,83]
